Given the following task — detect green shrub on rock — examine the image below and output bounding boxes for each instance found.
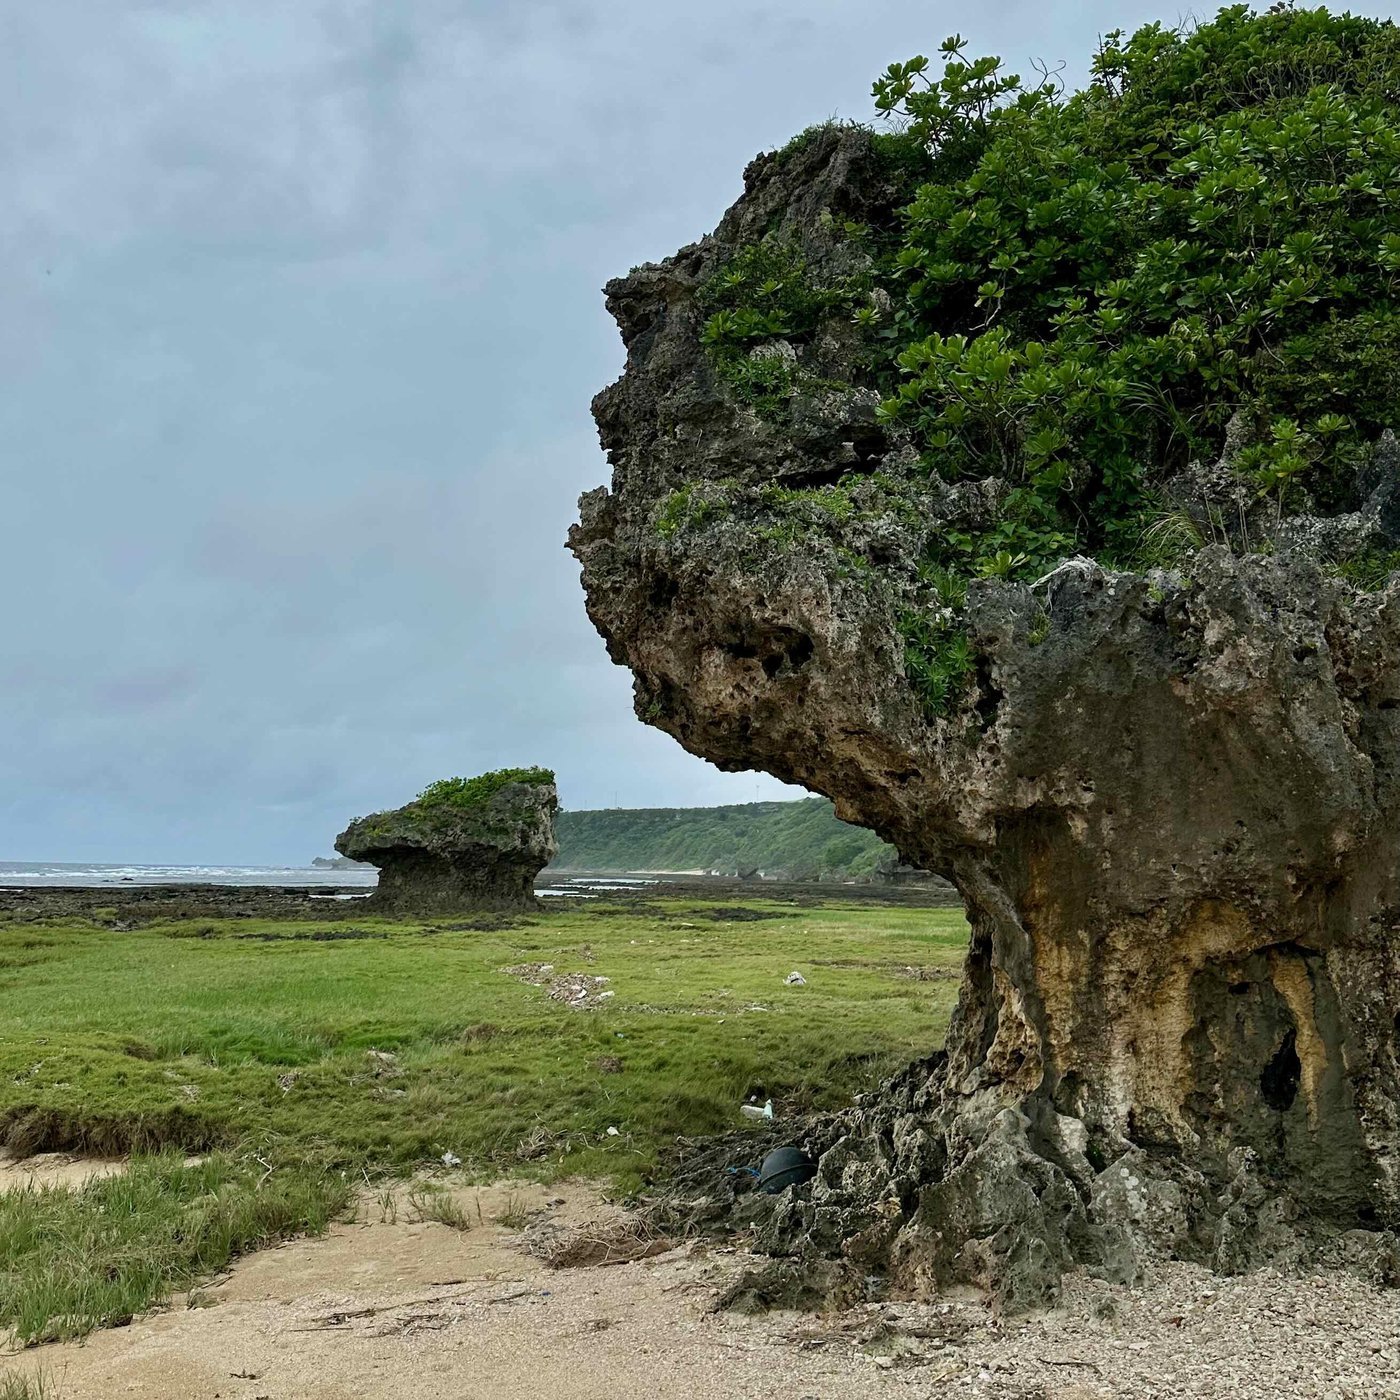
[415,767,555,810]
[694,5,1400,600]
[872,6,1400,575]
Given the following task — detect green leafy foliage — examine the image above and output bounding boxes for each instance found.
[759,481,858,524]
[656,483,731,538]
[708,347,800,417]
[697,236,878,417]
[416,768,554,809]
[1334,546,1400,590]
[699,237,865,341]
[867,6,1400,579]
[685,10,1400,719]
[897,609,975,717]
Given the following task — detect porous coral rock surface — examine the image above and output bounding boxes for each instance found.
[570,126,1400,1309]
[336,776,557,913]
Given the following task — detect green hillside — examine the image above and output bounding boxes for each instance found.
[552,797,896,878]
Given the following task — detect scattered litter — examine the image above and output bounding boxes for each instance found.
[515,1126,572,1161]
[606,1126,621,1137]
[894,964,955,982]
[740,1100,774,1121]
[365,1049,402,1080]
[502,962,555,985]
[441,1151,462,1168]
[758,1145,816,1194]
[503,963,614,1010]
[546,973,613,1010]
[784,971,807,986]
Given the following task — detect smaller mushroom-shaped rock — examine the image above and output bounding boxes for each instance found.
[335,768,558,913]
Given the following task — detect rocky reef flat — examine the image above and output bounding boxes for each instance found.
[0,882,373,925]
[0,872,960,927]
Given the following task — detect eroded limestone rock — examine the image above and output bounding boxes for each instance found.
[570,127,1400,1308]
[336,770,557,913]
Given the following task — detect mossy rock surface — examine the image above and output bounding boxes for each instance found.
[336,771,558,913]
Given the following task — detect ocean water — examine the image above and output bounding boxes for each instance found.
[0,864,667,896]
[0,862,379,889]
[537,875,663,899]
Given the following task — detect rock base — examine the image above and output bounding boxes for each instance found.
[336,773,558,917]
[654,1057,1400,1314]
[366,852,539,914]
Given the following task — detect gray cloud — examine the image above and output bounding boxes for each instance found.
[7,0,1394,861]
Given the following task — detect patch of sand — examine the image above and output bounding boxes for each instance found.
[0,1151,127,1192]
[1,1179,1397,1399]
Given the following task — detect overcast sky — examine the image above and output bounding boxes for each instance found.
[6,2,1395,863]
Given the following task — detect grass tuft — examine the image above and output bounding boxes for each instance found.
[493,1191,533,1230]
[0,1152,349,1345]
[0,1372,56,1400]
[1,1105,223,1160]
[407,1183,476,1232]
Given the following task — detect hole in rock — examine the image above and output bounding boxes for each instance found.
[761,634,815,679]
[973,657,1003,731]
[782,462,850,488]
[787,634,815,668]
[649,575,679,609]
[1261,1030,1301,1112]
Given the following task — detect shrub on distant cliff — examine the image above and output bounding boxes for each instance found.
[552,797,895,878]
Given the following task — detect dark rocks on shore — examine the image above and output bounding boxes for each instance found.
[335,769,558,913]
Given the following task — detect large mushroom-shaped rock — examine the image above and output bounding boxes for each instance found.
[569,60,1400,1308]
[335,769,558,913]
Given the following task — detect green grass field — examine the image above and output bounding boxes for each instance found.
[0,894,966,1344]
